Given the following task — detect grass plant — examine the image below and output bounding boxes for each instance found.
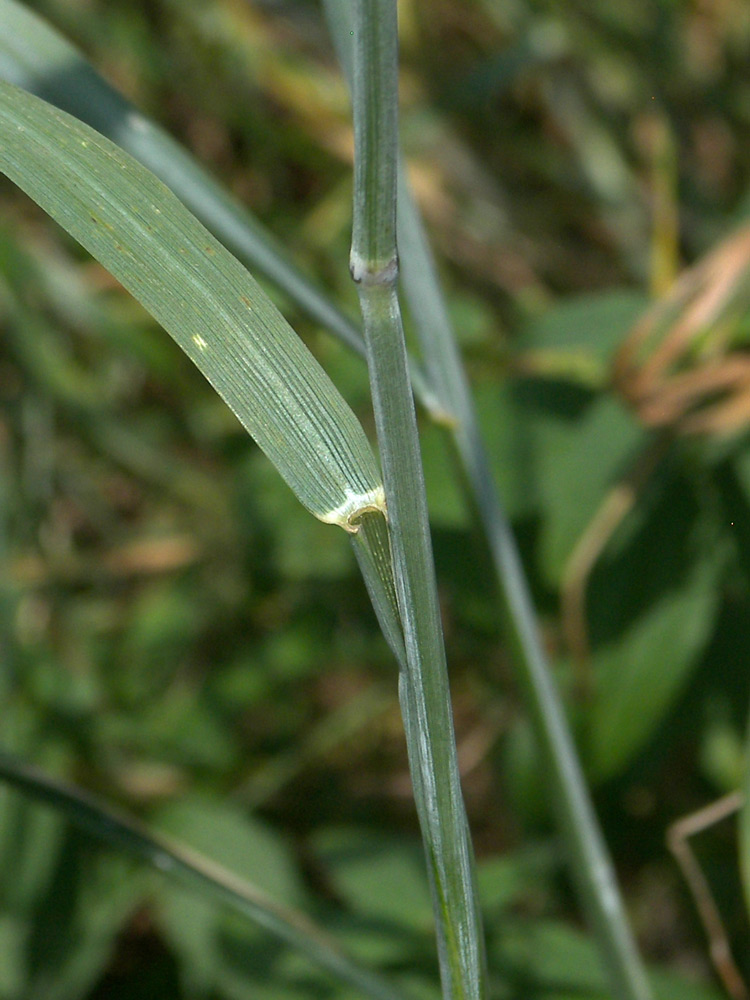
[0,2,749,1000]
[349,4,486,995]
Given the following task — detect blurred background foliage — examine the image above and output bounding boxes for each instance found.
[2,0,750,997]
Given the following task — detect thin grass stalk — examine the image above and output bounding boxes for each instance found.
[322,4,651,995]
[396,186,653,1000]
[350,3,486,997]
[0,750,413,1000]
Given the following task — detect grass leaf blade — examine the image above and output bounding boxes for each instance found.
[0,750,414,1000]
[0,78,383,530]
[0,0,367,360]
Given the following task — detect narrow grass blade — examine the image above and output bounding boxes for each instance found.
[0,750,413,1000]
[0,79,384,531]
[0,0,365,360]
[0,0,441,419]
[350,3,487,997]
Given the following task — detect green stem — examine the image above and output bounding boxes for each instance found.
[324,2,651,990]
[461,430,652,1000]
[395,124,653,1000]
[350,4,486,998]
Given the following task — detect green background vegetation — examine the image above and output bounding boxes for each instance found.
[2,0,750,997]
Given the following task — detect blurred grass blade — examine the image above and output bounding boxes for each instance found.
[0,750,413,1000]
[0,78,384,531]
[0,0,366,360]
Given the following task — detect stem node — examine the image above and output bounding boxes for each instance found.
[349,250,399,286]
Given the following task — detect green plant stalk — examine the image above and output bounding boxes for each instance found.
[323,4,651,995]
[397,185,653,1000]
[351,3,486,998]
[0,749,413,1000]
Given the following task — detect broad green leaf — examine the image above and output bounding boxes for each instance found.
[515,292,648,584]
[492,917,725,1000]
[22,835,145,1000]
[0,79,383,532]
[588,558,718,780]
[0,782,66,911]
[154,795,304,905]
[476,845,559,916]
[520,290,648,385]
[0,915,24,997]
[154,795,305,995]
[523,394,643,586]
[311,827,433,931]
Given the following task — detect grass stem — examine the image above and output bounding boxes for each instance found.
[395,79,653,1000]
[351,4,487,997]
